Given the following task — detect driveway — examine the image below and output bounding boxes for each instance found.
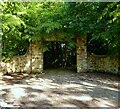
[0,69,119,107]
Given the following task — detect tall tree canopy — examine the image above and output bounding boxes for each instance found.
[1,2,119,61]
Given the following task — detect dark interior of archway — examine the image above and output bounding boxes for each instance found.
[43,41,76,70]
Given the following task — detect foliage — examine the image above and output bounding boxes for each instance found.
[63,2,119,57]
[96,2,120,56]
[23,2,64,40]
[1,2,119,61]
[1,2,28,61]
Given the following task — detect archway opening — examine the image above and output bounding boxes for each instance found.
[43,41,76,71]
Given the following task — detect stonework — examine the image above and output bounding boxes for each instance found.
[0,37,119,75]
[87,53,118,74]
[0,42,43,74]
[31,42,43,73]
[76,37,87,73]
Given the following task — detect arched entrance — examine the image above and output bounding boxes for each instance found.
[0,36,88,73]
[43,41,76,70]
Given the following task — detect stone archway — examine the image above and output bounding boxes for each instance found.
[41,36,88,73]
[1,36,88,74]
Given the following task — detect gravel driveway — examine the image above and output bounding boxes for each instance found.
[0,69,119,108]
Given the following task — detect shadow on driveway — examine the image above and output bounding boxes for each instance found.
[0,69,119,107]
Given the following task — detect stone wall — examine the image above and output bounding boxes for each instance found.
[0,37,119,75]
[87,53,118,74]
[0,42,43,74]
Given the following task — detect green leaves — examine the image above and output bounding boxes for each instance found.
[2,2,119,60]
[95,3,120,56]
[2,2,29,60]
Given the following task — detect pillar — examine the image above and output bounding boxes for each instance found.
[31,42,43,73]
[76,36,87,73]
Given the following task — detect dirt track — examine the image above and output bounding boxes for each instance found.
[0,69,119,107]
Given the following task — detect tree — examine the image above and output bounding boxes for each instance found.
[1,2,119,61]
[95,2,120,57]
[64,2,119,57]
[1,2,28,61]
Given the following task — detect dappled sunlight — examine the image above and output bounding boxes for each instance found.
[6,63,12,73]
[62,83,82,88]
[12,62,16,72]
[0,85,15,90]
[99,86,118,92]
[0,101,14,107]
[0,69,119,107]
[10,87,26,99]
[85,86,94,89]
[93,98,116,107]
[61,103,77,107]
[38,94,51,101]
[39,64,42,69]
[97,79,119,88]
[70,94,93,101]
[32,58,36,63]
[81,81,96,87]
[2,75,13,79]
[24,60,30,71]
[99,99,115,107]
[30,85,46,90]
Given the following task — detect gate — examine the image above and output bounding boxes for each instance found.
[43,41,76,69]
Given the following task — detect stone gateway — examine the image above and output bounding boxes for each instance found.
[0,37,119,75]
